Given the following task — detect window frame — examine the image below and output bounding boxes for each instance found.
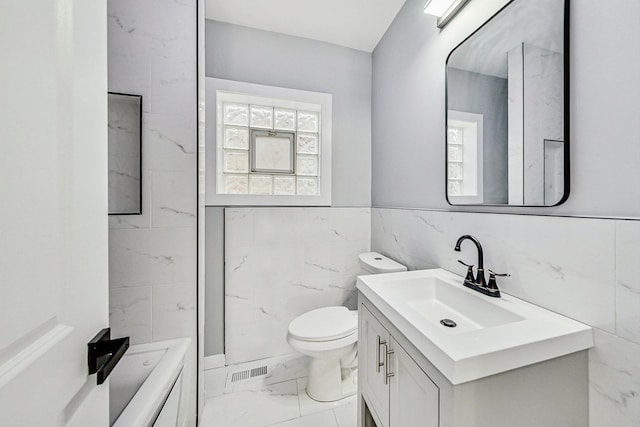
[447,110,484,204]
[205,78,332,206]
[250,130,295,174]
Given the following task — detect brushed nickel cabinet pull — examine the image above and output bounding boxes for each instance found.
[376,335,387,373]
[384,345,395,385]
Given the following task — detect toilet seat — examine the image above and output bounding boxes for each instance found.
[287,331,358,356]
[288,306,357,342]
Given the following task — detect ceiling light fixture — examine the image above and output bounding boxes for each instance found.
[424,0,471,28]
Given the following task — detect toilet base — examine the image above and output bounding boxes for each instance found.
[306,358,357,402]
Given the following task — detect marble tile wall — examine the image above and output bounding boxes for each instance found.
[108,0,196,347]
[107,0,198,425]
[225,207,371,364]
[371,207,640,426]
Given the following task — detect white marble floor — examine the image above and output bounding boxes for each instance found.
[200,354,357,427]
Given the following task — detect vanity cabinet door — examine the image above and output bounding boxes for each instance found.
[389,337,440,427]
[360,305,391,427]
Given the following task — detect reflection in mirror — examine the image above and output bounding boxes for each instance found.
[108,92,142,215]
[446,0,568,206]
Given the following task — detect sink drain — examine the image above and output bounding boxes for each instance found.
[440,318,457,328]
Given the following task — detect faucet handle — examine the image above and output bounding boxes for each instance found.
[457,260,475,284]
[488,269,510,278]
[487,269,510,294]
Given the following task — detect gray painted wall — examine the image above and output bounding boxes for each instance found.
[448,67,508,204]
[372,0,640,218]
[204,20,373,356]
[371,1,640,425]
[204,207,224,356]
[206,19,372,207]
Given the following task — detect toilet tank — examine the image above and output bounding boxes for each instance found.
[358,252,407,275]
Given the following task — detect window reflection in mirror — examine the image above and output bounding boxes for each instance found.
[447,111,483,204]
[446,0,568,206]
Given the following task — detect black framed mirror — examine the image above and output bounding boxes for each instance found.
[108,92,142,215]
[445,0,569,206]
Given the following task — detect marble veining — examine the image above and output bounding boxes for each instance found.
[371,207,640,427]
[146,114,196,172]
[107,0,196,363]
[109,286,152,345]
[589,330,640,426]
[152,283,195,341]
[150,127,193,154]
[107,0,197,425]
[414,213,445,234]
[160,206,195,216]
[271,411,339,427]
[225,208,370,364]
[304,261,341,273]
[292,283,324,292]
[151,171,196,227]
[203,380,299,427]
[201,354,355,427]
[446,211,616,332]
[616,220,640,345]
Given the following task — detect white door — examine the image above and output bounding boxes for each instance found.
[389,338,439,427]
[0,0,110,426]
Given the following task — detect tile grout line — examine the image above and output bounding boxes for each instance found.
[332,405,340,427]
[205,377,301,427]
[203,374,356,427]
[613,220,618,336]
[296,377,303,420]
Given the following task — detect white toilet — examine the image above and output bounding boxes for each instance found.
[287,252,407,402]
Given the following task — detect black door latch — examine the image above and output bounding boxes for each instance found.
[88,328,129,385]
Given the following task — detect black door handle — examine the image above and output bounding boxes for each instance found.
[88,328,129,385]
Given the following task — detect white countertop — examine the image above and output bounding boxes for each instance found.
[357,268,594,384]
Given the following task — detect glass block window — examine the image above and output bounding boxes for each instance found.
[447,110,483,203]
[251,130,294,173]
[447,126,464,196]
[217,95,321,196]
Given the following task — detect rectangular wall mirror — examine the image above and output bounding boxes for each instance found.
[108,92,142,215]
[446,0,569,206]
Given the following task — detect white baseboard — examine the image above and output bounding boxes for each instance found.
[204,354,226,370]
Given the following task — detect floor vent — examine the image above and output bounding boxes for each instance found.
[230,365,268,383]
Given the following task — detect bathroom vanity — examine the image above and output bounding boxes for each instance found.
[357,269,593,427]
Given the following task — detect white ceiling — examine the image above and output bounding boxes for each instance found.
[205,0,407,52]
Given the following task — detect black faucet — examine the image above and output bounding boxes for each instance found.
[454,235,510,297]
[454,235,486,289]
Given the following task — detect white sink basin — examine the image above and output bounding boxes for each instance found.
[357,268,593,385]
[405,279,524,333]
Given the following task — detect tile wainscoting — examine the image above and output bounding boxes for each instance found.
[225,207,371,364]
[371,207,640,426]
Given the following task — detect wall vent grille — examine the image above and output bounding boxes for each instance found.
[230,365,268,383]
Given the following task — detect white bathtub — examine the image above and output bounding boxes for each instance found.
[110,338,191,427]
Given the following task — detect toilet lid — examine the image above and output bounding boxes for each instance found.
[289,306,357,342]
